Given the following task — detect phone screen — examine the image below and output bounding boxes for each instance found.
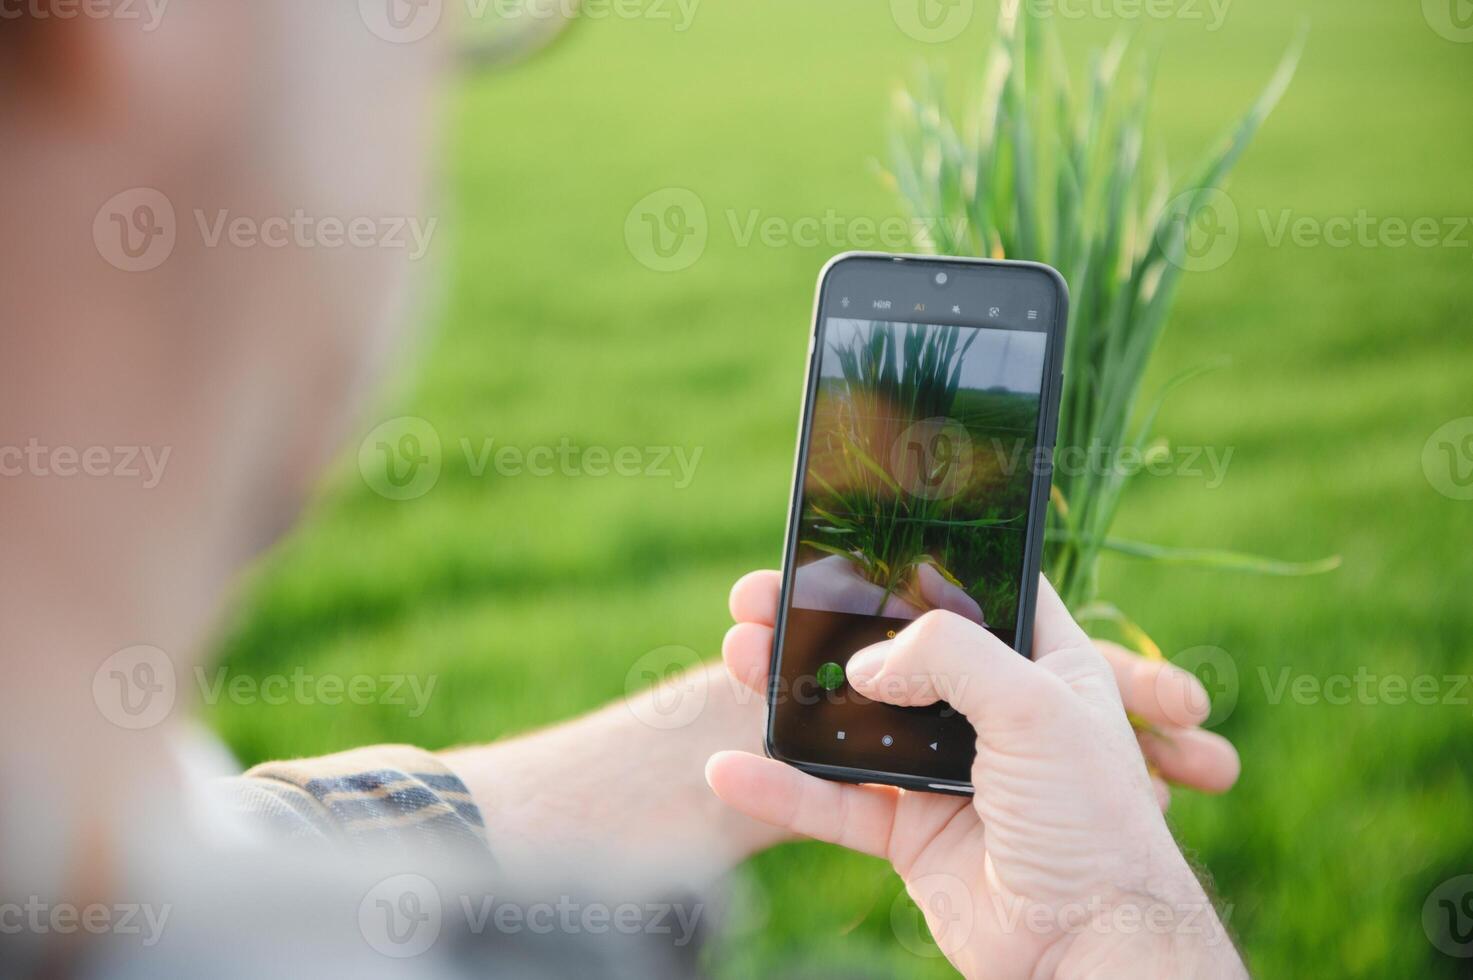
[769,256,1063,788]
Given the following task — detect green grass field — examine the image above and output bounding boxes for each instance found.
[206,1,1473,975]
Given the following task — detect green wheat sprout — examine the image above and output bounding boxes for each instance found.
[881,6,1336,653]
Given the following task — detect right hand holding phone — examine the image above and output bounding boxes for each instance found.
[708,574,1245,980]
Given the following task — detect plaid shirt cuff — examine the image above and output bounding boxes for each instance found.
[225,744,491,860]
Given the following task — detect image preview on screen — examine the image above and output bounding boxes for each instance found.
[791,316,1048,638]
[772,314,1050,780]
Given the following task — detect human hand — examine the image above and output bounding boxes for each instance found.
[793,554,987,624]
[707,571,1244,979]
[721,570,1238,808]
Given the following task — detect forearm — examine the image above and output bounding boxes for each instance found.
[441,660,781,891]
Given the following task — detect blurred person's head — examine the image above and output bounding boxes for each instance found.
[0,2,446,886]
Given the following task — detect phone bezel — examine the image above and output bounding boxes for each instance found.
[764,251,1070,796]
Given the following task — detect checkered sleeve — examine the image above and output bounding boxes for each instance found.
[224,744,491,859]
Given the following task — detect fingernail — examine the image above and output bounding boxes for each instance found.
[846,641,892,686]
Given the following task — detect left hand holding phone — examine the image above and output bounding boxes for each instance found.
[709,571,1245,980]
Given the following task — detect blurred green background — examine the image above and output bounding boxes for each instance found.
[208,0,1473,975]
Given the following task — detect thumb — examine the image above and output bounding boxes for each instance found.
[845,609,1074,733]
[914,561,986,624]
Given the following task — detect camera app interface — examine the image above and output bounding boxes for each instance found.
[773,312,1050,781]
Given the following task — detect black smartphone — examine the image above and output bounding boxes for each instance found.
[765,252,1068,795]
